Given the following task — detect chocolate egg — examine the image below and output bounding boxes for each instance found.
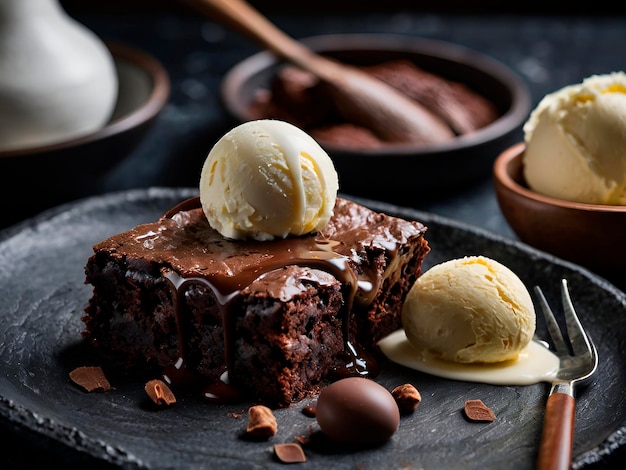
[316,377,400,445]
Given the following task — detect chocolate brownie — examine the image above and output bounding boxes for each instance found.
[82,196,429,408]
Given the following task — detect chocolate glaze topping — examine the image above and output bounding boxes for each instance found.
[93,196,427,402]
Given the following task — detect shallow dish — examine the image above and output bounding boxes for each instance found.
[0,41,170,227]
[221,33,531,196]
[0,187,624,468]
[493,142,626,277]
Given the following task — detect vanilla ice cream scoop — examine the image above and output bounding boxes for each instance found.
[401,256,535,364]
[199,119,339,241]
[523,72,626,205]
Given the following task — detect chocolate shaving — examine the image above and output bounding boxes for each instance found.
[274,443,307,464]
[69,366,114,392]
[464,399,496,422]
[145,379,176,406]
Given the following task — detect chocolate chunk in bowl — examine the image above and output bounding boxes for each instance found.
[221,33,531,195]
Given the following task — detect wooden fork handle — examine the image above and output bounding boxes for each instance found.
[537,393,575,470]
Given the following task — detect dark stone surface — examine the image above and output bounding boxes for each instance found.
[1,188,625,469]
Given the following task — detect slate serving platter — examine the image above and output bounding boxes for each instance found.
[1,187,625,469]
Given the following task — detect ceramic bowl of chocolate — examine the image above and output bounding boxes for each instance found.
[221,33,531,197]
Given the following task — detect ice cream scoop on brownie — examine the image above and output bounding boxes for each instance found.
[82,120,430,408]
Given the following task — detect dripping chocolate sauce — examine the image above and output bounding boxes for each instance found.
[160,197,379,404]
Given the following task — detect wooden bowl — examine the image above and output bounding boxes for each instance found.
[221,33,531,196]
[493,142,626,276]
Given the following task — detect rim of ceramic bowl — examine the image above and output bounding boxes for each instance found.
[221,33,532,156]
[0,41,170,159]
[494,142,626,213]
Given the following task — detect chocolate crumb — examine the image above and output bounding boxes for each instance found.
[391,383,421,414]
[464,399,496,422]
[145,379,176,406]
[69,366,114,392]
[274,443,307,463]
[246,405,278,438]
[302,405,316,417]
[294,435,310,446]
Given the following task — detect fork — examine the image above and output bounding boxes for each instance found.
[534,278,598,470]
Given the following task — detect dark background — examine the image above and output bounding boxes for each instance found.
[59,1,626,15]
[47,1,626,243]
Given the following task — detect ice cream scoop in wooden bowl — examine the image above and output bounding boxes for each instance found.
[494,72,626,278]
[187,0,531,197]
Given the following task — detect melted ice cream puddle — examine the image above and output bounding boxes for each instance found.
[379,329,559,385]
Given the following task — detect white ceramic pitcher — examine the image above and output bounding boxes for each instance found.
[0,0,118,151]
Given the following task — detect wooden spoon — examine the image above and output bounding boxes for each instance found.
[183,0,454,144]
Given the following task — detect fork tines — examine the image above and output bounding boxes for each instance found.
[534,279,595,360]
